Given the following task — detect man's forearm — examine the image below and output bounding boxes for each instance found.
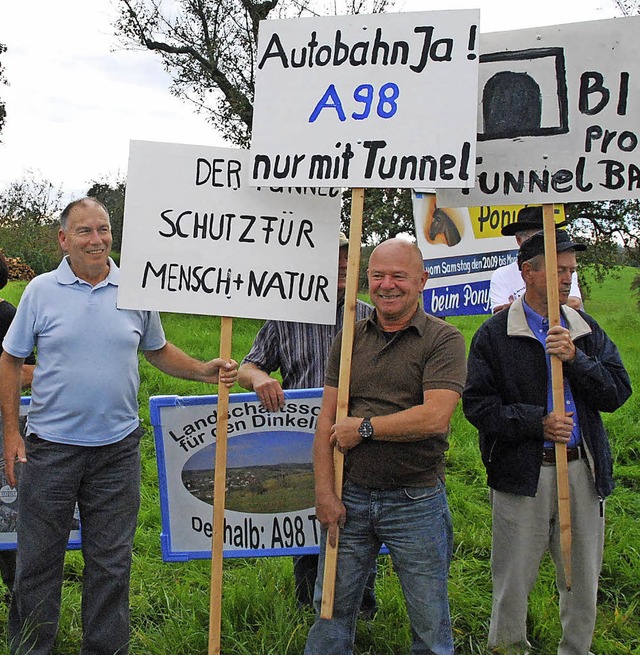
[313,387,339,499]
[370,389,461,442]
[312,392,348,537]
[313,416,337,498]
[144,343,237,385]
[0,353,25,434]
[0,353,28,487]
[21,363,35,389]
[238,362,284,411]
[237,362,270,391]
[143,343,207,380]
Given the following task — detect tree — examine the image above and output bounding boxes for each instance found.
[114,0,640,289]
[0,172,63,274]
[0,42,8,141]
[87,176,126,252]
[564,199,640,300]
[338,187,414,290]
[113,0,393,147]
[0,171,62,227]
[341,187,414,245]
[613,0,640,17]
[114,0,399,250]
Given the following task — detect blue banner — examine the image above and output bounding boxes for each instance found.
[151,390,322,561]
[423,279,492,317]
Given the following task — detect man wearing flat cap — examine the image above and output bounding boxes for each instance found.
[463,231,631,655]
[490,206,582,313]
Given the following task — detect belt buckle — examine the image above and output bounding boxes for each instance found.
[542,448,555,465]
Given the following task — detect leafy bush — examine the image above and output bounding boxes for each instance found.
[0,223,61,274]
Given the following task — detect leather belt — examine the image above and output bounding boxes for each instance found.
[542,444,584,465]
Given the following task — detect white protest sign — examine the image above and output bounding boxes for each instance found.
[151,391,322,560]
[250,10,479,188]
[119,141,342,324]
[438,16,640,207]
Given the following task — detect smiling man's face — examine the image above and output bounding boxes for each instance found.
[58,200,112,284]
[367,240,428,326]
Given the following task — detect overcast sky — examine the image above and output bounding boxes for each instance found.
[0,0,622,200]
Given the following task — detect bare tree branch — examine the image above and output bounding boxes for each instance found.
[113,0,396,146]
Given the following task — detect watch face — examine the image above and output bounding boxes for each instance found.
[359,418,373,440]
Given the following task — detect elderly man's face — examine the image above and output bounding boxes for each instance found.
[58,201,112,282]
[524,251,577,309]
[368,241,428,323]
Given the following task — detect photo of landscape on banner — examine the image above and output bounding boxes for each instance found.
[151,390,323,561]
[413,191,566,316]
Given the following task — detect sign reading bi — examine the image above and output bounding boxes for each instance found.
[438,16,640,207]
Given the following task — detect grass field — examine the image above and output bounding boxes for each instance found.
[0,268,638,654]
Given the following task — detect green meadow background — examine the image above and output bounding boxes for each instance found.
[0,268,638,654]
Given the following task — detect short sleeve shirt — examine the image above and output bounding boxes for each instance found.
[325,307,467,489]
[3,257,166,445]
[0,300,35,365]
[490,261,581,311]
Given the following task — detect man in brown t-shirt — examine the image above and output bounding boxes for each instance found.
[304,238,467,655]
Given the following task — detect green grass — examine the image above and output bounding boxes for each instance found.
[226,472,315,513]
[0,268,639,654]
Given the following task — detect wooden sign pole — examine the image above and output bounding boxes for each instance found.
[208,315,234,655]
[320,187,365,619]
[542,204,572,591]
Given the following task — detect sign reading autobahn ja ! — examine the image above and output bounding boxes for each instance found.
[250,10,480,189]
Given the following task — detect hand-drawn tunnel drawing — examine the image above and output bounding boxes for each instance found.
[478,47,569,141]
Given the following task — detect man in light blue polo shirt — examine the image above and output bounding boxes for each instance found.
[0,197,238,655]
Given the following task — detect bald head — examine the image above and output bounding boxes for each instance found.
[369,238,425,275]
[60,197,109,232]
[368,238,428,330]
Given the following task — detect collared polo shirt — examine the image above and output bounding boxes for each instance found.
[3,257,166,446]
[325,307,467,489]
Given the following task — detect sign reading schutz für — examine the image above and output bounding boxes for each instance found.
[119,141,342,324]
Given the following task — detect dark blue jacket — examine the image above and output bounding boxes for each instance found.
[462,298,632,498]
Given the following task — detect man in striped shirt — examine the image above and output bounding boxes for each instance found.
[238,233,375,612]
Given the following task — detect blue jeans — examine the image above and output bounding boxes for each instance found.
[9,428,143,655]
[304,480,454,655]
[293,553,377,614]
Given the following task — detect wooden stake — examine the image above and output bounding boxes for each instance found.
[208,316,234,655]
[542,204,572,591]
[320,187,365,619]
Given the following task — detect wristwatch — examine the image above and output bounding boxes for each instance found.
[358,417,374,441]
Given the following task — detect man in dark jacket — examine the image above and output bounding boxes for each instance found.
[463,230,631,655]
